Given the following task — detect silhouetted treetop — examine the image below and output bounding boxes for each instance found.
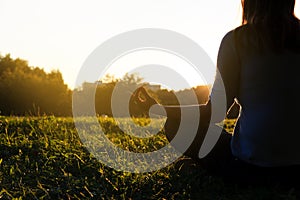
[0,53,71,116]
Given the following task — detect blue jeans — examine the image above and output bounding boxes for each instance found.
[195,130,300,185]
[166,120,300,185]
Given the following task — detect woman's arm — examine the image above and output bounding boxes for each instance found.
[131,86,211,121]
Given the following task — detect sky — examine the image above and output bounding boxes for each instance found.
[1,0,299,91]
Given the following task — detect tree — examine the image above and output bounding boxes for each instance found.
[0,54,72,116]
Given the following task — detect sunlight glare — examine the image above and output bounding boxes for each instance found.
[296,0,300,18]
[105,49,214,91]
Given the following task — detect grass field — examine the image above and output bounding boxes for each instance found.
[0,116,299,199]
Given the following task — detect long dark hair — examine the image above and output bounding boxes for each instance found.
[241,0,300,51]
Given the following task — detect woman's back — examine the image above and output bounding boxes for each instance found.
[229,24,300,166]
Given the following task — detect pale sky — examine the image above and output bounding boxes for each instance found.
[1,0,299,90]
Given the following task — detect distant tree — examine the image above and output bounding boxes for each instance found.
[95,73,144,117]
[0,54,72,116]
[73,72,211,117]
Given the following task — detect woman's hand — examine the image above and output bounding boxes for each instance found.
[129,86,158,118]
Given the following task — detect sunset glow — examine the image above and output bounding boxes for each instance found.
[0,0,299,90]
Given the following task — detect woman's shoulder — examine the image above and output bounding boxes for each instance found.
[220,25,248,41]
[219,25,250,49]
[223,24,252,39]
[221,24,258,52]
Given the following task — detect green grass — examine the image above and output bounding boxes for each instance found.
[0,116,298,199]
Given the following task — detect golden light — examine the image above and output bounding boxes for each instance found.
[296,0,300,18]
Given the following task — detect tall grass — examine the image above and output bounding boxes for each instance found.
[0,116,298,199]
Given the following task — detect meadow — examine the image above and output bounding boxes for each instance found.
[0,116,299,200]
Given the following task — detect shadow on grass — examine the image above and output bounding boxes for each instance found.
[171,156,300,200]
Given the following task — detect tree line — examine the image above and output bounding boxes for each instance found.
[0,54,210,117]
[0,54,72,116]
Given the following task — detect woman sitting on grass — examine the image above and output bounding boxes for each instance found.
[131,0,300,183]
